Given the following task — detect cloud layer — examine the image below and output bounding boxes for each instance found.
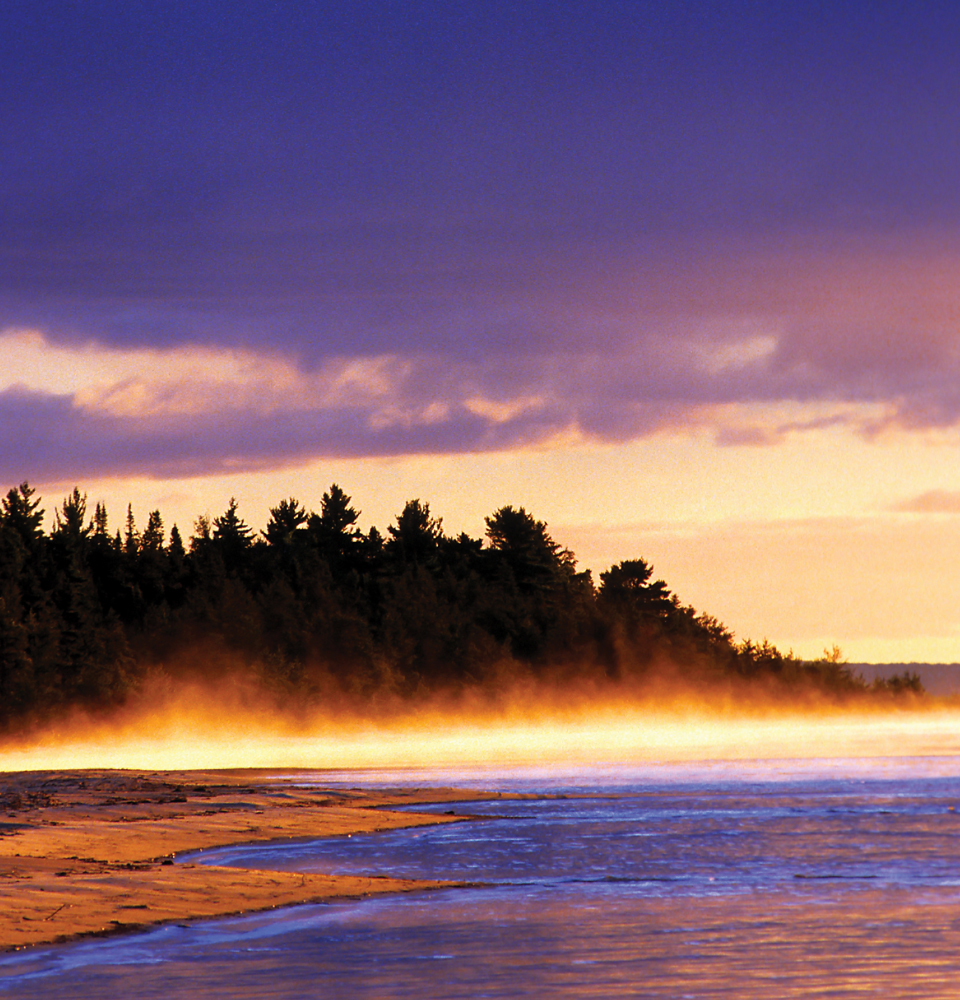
[4,6,960,484]
[3,253,960,486]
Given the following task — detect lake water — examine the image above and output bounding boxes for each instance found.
[4,757,960,998]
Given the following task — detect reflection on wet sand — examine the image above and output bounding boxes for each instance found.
[0,770,494,951]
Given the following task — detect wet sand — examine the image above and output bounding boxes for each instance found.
[0,769,497,951]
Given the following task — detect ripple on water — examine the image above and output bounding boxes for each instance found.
[4,759,960,998]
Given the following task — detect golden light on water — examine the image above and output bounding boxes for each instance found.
[3,685,960,773]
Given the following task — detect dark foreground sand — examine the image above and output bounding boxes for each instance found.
[0,769,501,951]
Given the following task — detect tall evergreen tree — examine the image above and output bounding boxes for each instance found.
[211,498,253,573]
[386,499,442,565]
[265,498,308,545]
[2,482,44,551]
[484,506,576,589]
[124,505,140,556]
[306,485,362,577]
[141,511,165,554]
[53,489,91,550]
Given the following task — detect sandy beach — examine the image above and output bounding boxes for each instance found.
[0,769,499,951]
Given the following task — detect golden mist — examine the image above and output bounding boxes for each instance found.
[1,673,957,772]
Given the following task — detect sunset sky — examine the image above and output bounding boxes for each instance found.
[4,2,960,662]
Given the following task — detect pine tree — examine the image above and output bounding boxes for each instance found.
[386,499,442,565]
[2,482,44,551]
[265,498,308,545]
[124,505,140,556]
[308,485,362,576]
[212,498,253,573]
[142,510,165,554]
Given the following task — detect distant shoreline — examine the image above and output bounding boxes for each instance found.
[850,663,960,697]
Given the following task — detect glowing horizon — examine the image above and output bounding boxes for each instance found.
[5,703,959,774]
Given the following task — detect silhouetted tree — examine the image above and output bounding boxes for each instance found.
[308,485,362,576]
[386,499,442,565]
[124,505,140,557]
[211,498,253,574]
[485,506,572,588]
[53,489,90,548]
[481,506,594,660]
[2,482,44,552]
[141,511,164,554]
[265,498,308,545]
[0,478,903,732]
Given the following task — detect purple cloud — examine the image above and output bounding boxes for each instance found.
[5,290,960,485]
[6,5,960,482]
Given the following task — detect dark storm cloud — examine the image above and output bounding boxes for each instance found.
[5,2,960,347]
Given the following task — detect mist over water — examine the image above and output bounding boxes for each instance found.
[5,758,960,998]
[1,677,958,772]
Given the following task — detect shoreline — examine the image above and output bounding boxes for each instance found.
[0,768,505,952]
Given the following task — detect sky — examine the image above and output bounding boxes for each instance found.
[4,1,960,662]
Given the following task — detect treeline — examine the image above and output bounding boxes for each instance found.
[0,481,915,728]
